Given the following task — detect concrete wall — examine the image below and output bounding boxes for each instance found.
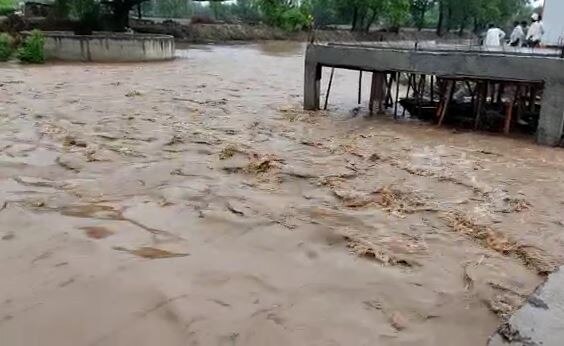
[40,32,175,62]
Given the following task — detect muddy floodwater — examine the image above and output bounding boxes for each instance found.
[1,42,564,345]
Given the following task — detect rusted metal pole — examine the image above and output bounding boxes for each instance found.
[417,75,426,118]
[394,72,400,118]
[358,71,363,104]
[401,74,414,117]
[323,68,335,111]
[504,85,520,134]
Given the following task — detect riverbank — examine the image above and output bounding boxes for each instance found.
[0,15,474,44]
[131,18,474,43]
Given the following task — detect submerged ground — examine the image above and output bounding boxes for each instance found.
[1,42,563,345]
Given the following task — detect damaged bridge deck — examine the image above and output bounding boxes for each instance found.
[304,42,564,145]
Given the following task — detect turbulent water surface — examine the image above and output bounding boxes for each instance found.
[1,42,564,345]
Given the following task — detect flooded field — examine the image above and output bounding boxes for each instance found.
[1,42,564,345]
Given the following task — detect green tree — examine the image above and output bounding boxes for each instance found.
[210,1,225,20]
[385,0,409,30]
[332,0,409,32]
[256,0,312,31]
[70,0,101,34]
[0,0,15,14]
[410,0,434,30]
[230,0,262,23]
[151,0,192,18]
[308,0,339,27]
[435,0,527,35]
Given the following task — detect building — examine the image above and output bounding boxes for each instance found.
[542,0,564,46]
[23,1,53,18]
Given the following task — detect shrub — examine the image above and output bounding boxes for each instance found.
[0,33,14,61]
[0,7,15,16]
[52,0,71,19]
[17,30,45,64]
[279,7,313,32]
[0,0,14,16]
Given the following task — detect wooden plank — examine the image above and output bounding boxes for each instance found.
[504,86,520,134]
[438,80,455,126]
[474,82,487,130]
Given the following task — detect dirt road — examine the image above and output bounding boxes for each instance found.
[1,42,563,345]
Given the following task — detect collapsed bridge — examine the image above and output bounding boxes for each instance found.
[304,42,564,146]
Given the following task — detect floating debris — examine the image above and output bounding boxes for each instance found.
[113,246,189,259]
[165,134,184,146]
[245,154,282,174]
[81,226,114,239]
[445,212,516,253]
[368,153,381,161]
[338,228,421,267]
[61,204,123,220]
[443,212,556,274]
[125,90,143,97]
[390,311,408,331]
[56,154,84,172]
[507,198,530,213]
[219,144,238,160]
[2,233,14,241]
[225,201,245,216]
[13,176,57,188]
[63,135,88,148]
[331,188,373,208]
[488,293,523,317]
[375,186,429,215]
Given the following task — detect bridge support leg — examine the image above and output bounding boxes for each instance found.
[537,84,564,146]
[369,72,386,115]
[304,58,321,110]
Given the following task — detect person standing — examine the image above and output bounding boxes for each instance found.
[520,21,529,46]
[527,13,545,48]
[484,24,506,47]
[509,21,525,47]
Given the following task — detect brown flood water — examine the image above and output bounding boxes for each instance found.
[1,41,564,345]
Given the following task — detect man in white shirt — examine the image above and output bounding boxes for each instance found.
[509,21,525,47]
[527,13,544,47]
[484,24,506,47]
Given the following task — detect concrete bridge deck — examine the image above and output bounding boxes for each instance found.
[304,42,564,145]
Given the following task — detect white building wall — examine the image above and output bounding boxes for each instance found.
[542,0,564,46]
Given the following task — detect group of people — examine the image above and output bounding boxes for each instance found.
[484,13,545,48]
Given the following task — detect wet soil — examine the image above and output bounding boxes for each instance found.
[1,41,564,345]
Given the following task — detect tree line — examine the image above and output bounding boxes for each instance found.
[150,0,531,33]
[53,0,533,34]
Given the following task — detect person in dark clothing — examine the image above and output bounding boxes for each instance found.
[509,21,525,47]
